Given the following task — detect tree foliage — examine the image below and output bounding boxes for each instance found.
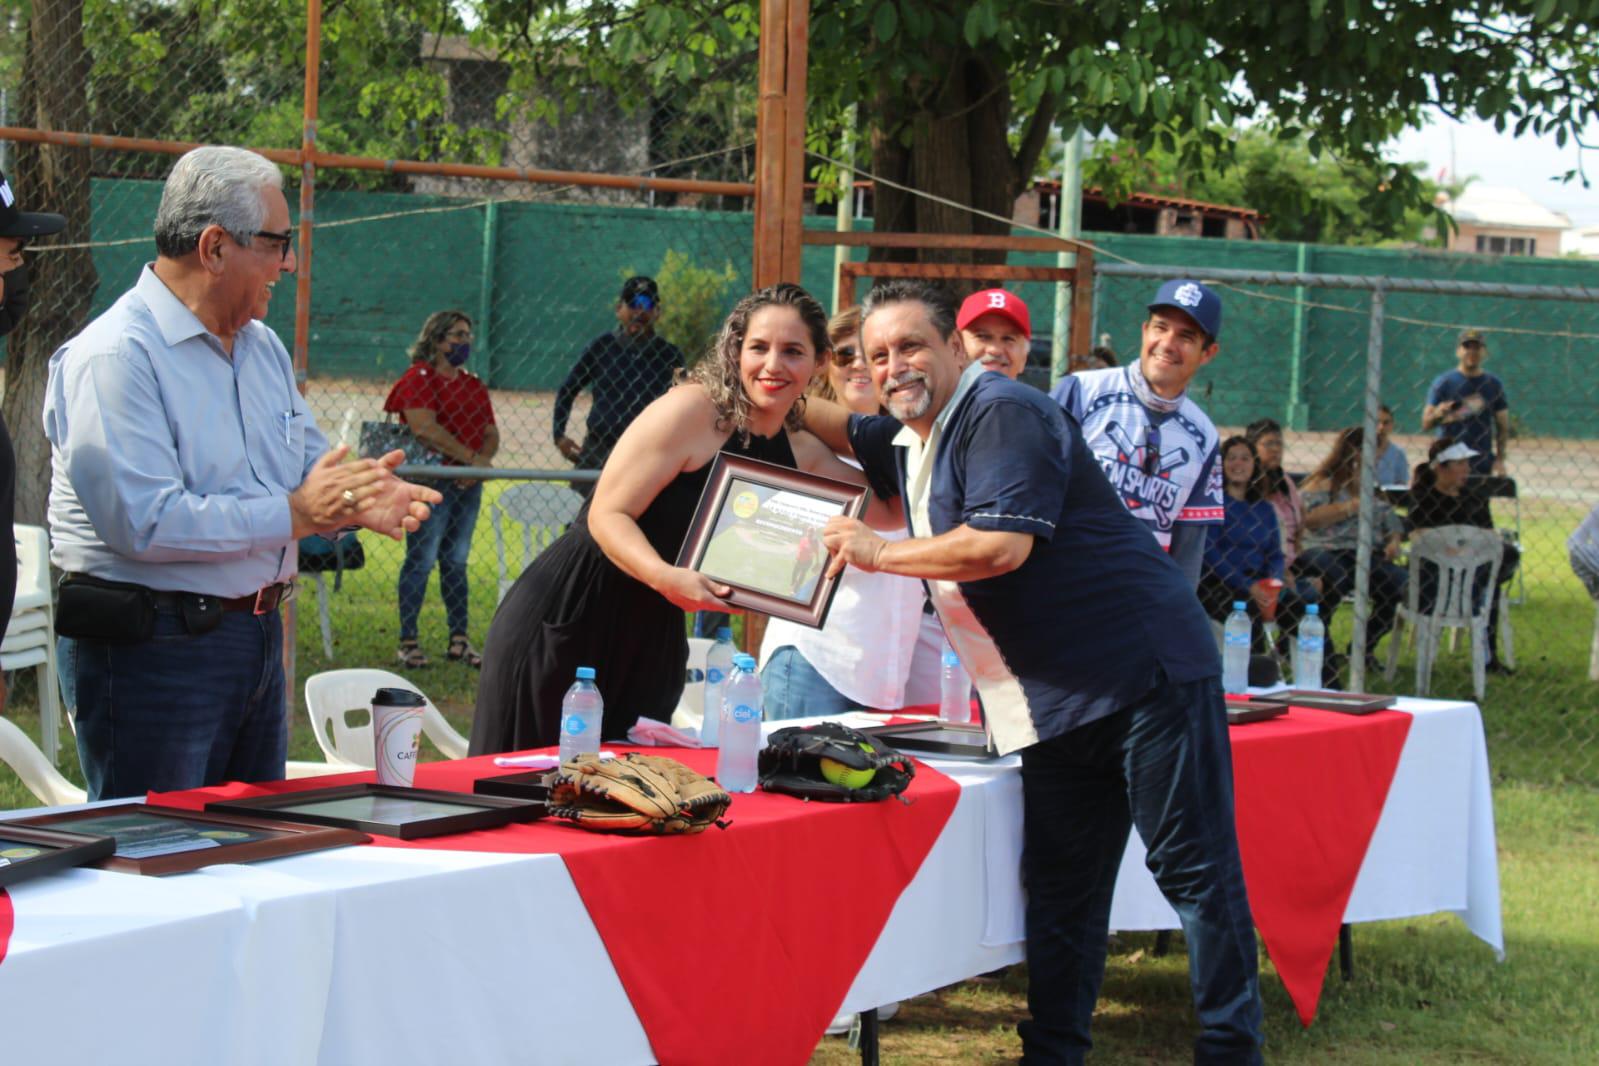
[1084,128,1452,247]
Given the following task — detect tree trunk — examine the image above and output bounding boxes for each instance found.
[5,0,98,527]
[865,45,1057,284]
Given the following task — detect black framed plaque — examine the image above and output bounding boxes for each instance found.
[1254,690,1397,715]
[1224,697,1289,725]
[675,453,868,628]
[15,804,369,876]
[474,771,552,802]
[0,824,116,889]
[861,721,998,760]
[208,784,546,839]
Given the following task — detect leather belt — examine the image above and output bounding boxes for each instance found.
[153,581,296,615]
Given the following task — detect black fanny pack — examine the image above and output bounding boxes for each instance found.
[56,574,230,642]
[56,573,159,643]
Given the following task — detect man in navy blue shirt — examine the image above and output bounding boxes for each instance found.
[808,280,1262,1064]
[1421,329,1508,477]
[553,275,686,495]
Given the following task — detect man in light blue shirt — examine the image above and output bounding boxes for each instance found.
[44,146,440,800]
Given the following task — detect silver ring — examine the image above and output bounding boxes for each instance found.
[341,489,357,506]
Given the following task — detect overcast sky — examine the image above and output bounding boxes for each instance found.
[1388,112,1599,229]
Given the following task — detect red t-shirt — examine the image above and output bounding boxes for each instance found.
[383,364,496,458]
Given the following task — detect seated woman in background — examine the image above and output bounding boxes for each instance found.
[1199,436,1317,650]
[758,307,945,719]
[1299,426,1408,664]
[1245,418,1312,588]
[1406,436,1520,675]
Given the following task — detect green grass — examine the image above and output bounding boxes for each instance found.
[3,484,1598,1060]
[808,782,1599,1064]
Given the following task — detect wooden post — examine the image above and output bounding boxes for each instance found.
[1069,246,1095,361]
[753,0,808,287]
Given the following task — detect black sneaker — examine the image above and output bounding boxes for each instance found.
[1486,660,1516,676]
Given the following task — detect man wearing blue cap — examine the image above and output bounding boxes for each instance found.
[1050,278,1224,586]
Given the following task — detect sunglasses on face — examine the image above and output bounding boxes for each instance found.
[627,294,657,311]
[831,344,864,367]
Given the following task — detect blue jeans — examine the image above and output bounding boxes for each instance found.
[398,480,482,642]
[1018,674,1263,1065]
[760,645,854,720]
[59,605,287,801]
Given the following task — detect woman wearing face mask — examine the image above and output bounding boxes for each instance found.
[383,310,499,669]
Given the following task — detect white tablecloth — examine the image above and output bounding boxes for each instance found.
[0,697,1500,1065]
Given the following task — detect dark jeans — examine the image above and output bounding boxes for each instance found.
[1019,674,1263,1065]
[397,480,482,642]
[1297,547,1407,649]
[59,605,287,801]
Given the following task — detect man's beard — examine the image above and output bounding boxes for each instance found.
[884,372,932,421]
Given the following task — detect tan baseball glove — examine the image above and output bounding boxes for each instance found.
[547,753,731,834]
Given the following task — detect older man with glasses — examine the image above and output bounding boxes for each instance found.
[44,145,442,800]
[1050,279,1225,587]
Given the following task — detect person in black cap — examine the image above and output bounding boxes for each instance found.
[0,171,67,712]
[553,275,686,496]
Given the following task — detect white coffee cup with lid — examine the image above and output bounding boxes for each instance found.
[372,687,426,787]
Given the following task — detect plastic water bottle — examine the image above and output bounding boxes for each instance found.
[716,653,763,793]
[1223,602,1252,694]
[701,627,735,748]
[939,640,972,724]
[1295,604,1326,690]
[557,666,603,764]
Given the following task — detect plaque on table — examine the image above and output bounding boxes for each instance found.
[860,721,998,760]
[1254,690,1397,715]
[207,784,546,839]
[1224,696,1289,725]
[675,453,869,628]
[0,824,116,888]
[473,771,552,802]
[15,804,369,876]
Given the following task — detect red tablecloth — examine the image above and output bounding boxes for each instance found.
[149,747,961,1066]
[1229,707,1412,1024]
[0,890,12,966]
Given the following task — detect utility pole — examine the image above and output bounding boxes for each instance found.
[1050,127,1085,387]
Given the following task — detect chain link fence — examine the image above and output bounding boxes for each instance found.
[0,0,757,780]
[1089,263,1599,787]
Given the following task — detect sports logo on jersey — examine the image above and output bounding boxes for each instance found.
[1099,421,1188,530]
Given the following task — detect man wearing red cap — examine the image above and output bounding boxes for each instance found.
[956,288,1031,379]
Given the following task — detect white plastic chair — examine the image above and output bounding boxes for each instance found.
[3,525,63,764]
[492,483,583,603]
[668,637,715,731]
[303,669,468,769]
[0,715,86,807]
[1385,525,1503,700]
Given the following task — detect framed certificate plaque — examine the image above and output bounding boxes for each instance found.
[675,453,869,628]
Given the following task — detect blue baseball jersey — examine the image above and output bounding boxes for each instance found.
[1425,370,1506,475]
[1049,367,1223,550]
[847,366,1218,755]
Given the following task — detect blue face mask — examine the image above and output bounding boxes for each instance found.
[446,342,471,367]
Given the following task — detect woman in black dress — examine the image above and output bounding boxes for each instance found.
[470,283,873,754]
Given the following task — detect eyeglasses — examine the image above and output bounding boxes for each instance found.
[626,294,657,311]
[253,228,295,262]
[831,344,864,367]
[1142,424,1162,476]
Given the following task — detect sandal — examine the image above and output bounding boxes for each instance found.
[397,641,430,669]
[447,636,483,669]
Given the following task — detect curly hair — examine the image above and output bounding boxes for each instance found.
[408,310,471,363]
[688,282,830,438]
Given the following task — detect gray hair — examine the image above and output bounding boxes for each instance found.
[153,147,284,258]
[860,279,958,340]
